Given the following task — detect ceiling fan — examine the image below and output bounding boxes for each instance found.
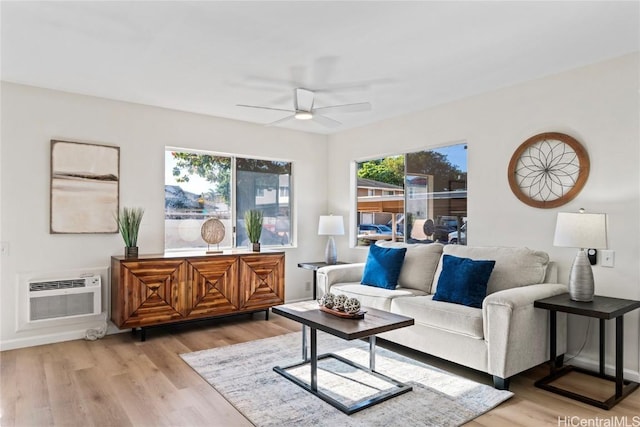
[237,88,372,128]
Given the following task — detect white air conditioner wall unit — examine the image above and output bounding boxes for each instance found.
[28,275,101,322]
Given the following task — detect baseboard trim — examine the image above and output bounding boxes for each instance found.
[284,297,311,304]
[0,323,125,351]
[565,353,640,383]
[1,329,93,351]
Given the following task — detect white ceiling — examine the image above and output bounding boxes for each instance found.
[2,1,638,134]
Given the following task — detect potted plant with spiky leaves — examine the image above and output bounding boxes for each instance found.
[116,207,145,258]
[244,209,263,252]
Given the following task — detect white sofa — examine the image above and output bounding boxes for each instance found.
[316,242,568,390]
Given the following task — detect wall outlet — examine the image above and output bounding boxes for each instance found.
[0,241,9,256]
[601,250,615,268]
[305,281,311,291]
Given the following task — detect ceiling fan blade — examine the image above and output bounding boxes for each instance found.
[290,66,306,88]
[295,88,315,112]
[241,75,298,90]
[312,56,339,87]
[314,102,372,114]
[269,94,293,106]
[312,114,341,128]
[313,78,394,93]
[236,104,294,113]
[266,115,296,127]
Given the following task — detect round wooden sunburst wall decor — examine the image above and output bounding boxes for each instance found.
[508,132,590,209]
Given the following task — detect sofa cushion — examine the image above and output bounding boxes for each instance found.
[331,283,428,311]
[432,255,495,308]
[433,246,550,295]
[376,241,443,293]
[361,244,407,289]
[390,295,484,339]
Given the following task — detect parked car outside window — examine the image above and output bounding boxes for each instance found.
[386,214,404,235]
[448,222,467,244]
[359,224,401,235]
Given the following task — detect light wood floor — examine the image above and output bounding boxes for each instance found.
[2,312,639,426]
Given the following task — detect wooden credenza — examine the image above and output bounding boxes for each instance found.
[111,251,285,339]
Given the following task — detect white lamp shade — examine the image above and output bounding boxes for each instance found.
[318,215,345,236]
[553,212,607,249]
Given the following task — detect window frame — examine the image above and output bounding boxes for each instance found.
[350,141,468,249]
[165,147,294,252]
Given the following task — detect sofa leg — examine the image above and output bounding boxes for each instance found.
[554,353,565,368]
[493,376,510,390]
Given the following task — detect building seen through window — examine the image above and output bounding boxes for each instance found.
[355,143,467,247]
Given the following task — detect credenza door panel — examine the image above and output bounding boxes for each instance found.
[117,259,186,328]
[238,254,285,311]
[187,256,239,317]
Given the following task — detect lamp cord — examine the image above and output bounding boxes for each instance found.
[563,317,592,364]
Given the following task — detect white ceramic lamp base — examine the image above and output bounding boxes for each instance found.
[325,236,337,265]
[569,249,595,302]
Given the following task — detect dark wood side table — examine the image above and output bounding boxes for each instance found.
[534,294,640,410]
[298,261,349,300]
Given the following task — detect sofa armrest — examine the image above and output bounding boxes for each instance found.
[545,262,558,283]
[483,283,568,379]
[316,263,365,297]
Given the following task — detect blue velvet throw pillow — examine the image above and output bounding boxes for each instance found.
[361,244,407,290]
[433,254,496,308]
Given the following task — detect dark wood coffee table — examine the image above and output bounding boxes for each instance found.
[272,300,414,414]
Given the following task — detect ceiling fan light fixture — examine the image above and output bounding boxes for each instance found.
[294,111,313,120]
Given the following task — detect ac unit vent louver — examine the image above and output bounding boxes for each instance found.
[29,279,87,292]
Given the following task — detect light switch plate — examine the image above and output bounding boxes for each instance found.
[601,250,614,268]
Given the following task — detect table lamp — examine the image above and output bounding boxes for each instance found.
[553,210,607,302]
[318,215,344,265]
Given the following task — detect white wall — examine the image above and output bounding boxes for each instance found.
[0,83,328,349]
[328,53,640,378]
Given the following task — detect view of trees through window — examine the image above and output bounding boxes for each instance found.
[356,143,467,247]
[165,150,292,251]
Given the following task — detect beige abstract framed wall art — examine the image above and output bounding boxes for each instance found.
[50,140,120,233]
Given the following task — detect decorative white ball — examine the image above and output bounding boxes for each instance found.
[343,297,361,314]
[319,293,335,309]
[333,294,347,311]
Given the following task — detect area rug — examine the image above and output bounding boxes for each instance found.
[180,332,512,426]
